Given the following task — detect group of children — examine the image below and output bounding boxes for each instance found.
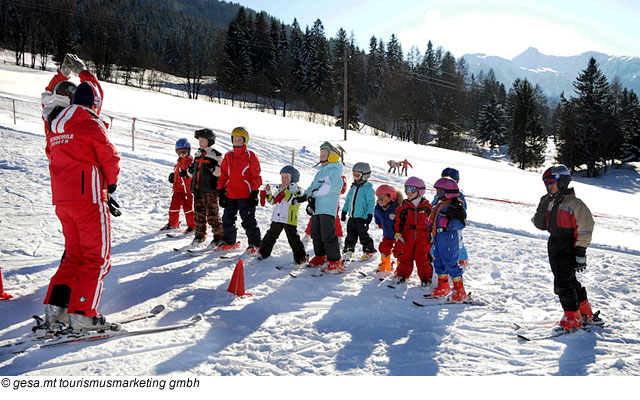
[164,133,470,301]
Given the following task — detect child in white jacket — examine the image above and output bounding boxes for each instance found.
[258,166,307,264]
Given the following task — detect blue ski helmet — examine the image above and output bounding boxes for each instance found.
[175,138,191,153]
[441,167,460,182]
[280,165,300,183]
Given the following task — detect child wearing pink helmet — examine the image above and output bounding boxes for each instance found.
[428,177,468,301]
[392,177,433,287]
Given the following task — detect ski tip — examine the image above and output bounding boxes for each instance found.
[192,314,204,323]
[517,334,532,341]
[412,301,425,307]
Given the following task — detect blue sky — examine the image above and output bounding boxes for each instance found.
[232,0,640,59]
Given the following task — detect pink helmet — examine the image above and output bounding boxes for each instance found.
[404,176,426,196]
[434,177,459,199]
[376,184,397,201]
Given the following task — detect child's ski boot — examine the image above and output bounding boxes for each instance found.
[431,275,451,297]
[450,276,467,302]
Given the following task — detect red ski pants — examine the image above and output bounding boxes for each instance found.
[378,237,401,258]
[168,191,195,228]
[44,202,112,317]
[395,234,433,281]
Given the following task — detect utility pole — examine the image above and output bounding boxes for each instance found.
[343,46,348,141]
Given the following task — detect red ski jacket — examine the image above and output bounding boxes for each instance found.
[47,105,120,205]
[394,197,432,242]
[217,146,262,199]
[173,155,193,193]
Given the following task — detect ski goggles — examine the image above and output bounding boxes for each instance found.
[543,175,558,186]
[176,149,189,156]
[353,172,362,179]
[405,186,419,193]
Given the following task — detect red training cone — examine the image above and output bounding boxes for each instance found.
[227,259,252,297]
[0,266,13,300]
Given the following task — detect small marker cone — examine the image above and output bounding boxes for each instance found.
[227,259,252,296]
[0,266,13,300]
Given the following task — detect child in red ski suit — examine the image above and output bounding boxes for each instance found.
[393,177,433,286]
[162,138,195,234]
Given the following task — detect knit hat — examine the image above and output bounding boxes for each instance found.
[72,81,102,113]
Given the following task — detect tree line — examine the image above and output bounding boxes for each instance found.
[2,1,639,174]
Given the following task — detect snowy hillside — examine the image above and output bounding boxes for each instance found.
[1,62,640,381]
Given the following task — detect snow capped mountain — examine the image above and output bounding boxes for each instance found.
[463,47,640,97]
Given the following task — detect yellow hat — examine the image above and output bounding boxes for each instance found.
[320,141,341,163]
[231,126,250,144]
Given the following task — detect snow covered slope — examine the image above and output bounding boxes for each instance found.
[1,63,640,377]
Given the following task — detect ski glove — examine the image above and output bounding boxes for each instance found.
[249,190,259,208]
[291,194,309,205]
[365,214,373,226]
[575,246,587,273]
[62,53,87,75]
[218,188,228,208]
[107,183,117,194]
[305,197,315,216]
[179,170,188,178]
[341,211,347,221]
[107,195,122,217]
[533,194,553,230]
[394,233,404,243]
[168,172,174,183]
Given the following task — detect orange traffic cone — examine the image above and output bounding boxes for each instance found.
[0,266,13,300]
[227,259,252,297]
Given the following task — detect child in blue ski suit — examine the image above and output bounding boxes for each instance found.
[374,184,403,272]
[341,162,376,260]
[432,167,469,267]
[428,177,467,301]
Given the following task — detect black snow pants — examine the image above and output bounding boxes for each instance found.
[344,217,377,254]
[310,214,341,262]
[260,222,307,264]
[548,235,588,312]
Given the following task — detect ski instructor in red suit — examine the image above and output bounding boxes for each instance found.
[42,55,122,333]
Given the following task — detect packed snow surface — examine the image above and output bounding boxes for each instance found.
[1,62,640,378]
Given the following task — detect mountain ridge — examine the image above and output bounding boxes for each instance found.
[463,47,640,97]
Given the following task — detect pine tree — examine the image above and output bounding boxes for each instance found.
[219,7,253,101]
[305,19,334,113]
[572,57,614,176]
[556,93,578,170]
[289,19,307,95]
[508,79,546,169]
[618,89,640,162]
[476,95,508,149]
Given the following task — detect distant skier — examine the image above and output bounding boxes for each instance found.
[43,64,121,333]
[428,177,468,301]
[399,159,413,176]
[374,184,404,273]
[161,138,196,235]
[258,165,307,265]
[532,165,599,331]
[341,162,376,261]
[187,129,224,249]
[387,160,398,174]
[216,127,263,253]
